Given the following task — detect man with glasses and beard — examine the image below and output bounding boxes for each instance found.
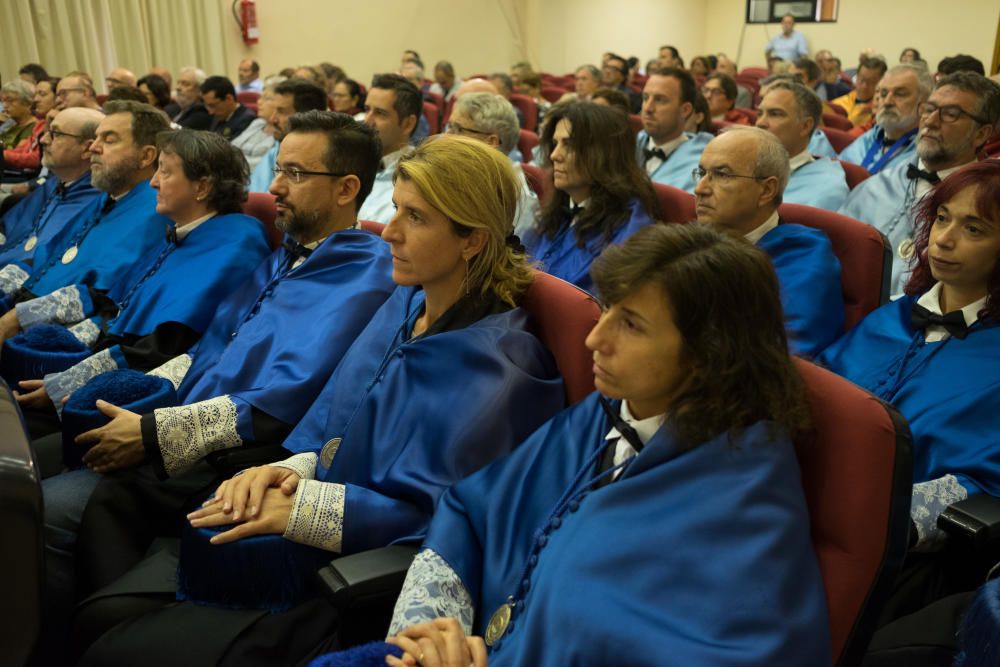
[841,71,1000,295]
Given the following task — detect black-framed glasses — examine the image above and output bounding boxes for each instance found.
[701,87,727,97]
[272,165,347,184]
[445,121,491,137]
[44,128,83,140]
[920,102,987,125]
[692,166,763,185]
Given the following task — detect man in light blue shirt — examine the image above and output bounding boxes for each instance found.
[766,15,809,63]
[248,80,328,193]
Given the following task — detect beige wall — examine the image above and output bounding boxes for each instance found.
[703,0,999,73]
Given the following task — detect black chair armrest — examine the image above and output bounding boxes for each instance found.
[938,494,1000,555]
[318,545,418,609]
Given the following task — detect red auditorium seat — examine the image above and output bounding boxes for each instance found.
[359,219,385,236]
[517,129,539,161]
[96,94,108,105]
[822,126,856,153]
[627,114,643,134]
[422,101,440,134]
[822,112,853,131]
[236,91,260,106]
[738,67,769,80]
[792,357,912,666]
[424,91,444,114]
[541,85,568,103]
[778,202,890,327]
[710,119,735,134]
[242,192,283,250]
[509,93,538,131]
[652,182,696,223]
[828,102,849,117]
[521,163,552,204]
[731,107,757,124]
[837,160,871,190]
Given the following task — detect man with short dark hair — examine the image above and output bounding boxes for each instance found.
[814,51,851,101]
[841,71,1000,295]
[636,68,711,192]
[715,54,752,108]
[601,53,641,112]
[658,45,683,70]
[832,56,888,127]
[702,73,746,124]
[357,73,422,223]
[200,76,256,140]
[55,73,101,111]
[236,58,263,94]
[429,60,462,101]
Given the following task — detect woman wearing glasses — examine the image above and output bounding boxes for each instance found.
[821,161,1000,622]
[77,134,566,666]
[521,101,658,294]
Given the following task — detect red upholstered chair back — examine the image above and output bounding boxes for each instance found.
[627,114,643,134]
[731,107,757,124]
[822,126,856,153]
[541,86,568,103]
[837,160,871,190]
[236,91,260,106]
[509,94,538,131]
[424,91,444,114]
[520,163,552,205]
[828,102,849,117]
[822,112,854,131]
[738,67,769,80]
[792,358,912,666]
[521,271,599,405]
[359,220,385,236]
[422,101,440,134]
[652,183,696,223]
[243,192,283,250]
[517,129,539,162]
[778,202,890,328]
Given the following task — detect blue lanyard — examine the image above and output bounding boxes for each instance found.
[861,128,917,174]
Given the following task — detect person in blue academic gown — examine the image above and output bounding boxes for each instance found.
[696,127,844,356]
[808,127,839,158]
[521,102,658,294]
[76,135,567,666]
[370,222,830,667]
[820,161,1000,628]
[9,131,270,443]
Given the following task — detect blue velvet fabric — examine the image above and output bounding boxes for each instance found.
[635,130,711,192]
[306,642,403,667]
[520,198,653,294]
[104,213,270,338]
[783,158,850,211]
[177,229,394,427]
[282,285,566,555]
[23,180,170,296]
[0,323,90,387]
[0,174,102,267]
[758,222,845,356]
[423,393,832,666]
[818,294,1000,496]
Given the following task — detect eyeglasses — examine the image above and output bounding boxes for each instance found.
[43,128,83,140]
[445,121,491,137]
[272,164,347,184]
[55,87,87,98]
[920,102,987,125]
[702,87,727,97]
[692,166,764,185]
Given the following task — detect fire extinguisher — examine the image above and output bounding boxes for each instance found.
[232,0,260,45]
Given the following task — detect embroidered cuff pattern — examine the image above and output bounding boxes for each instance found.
[155,395,241,476]
[269,452,318,481]
[0,264,29,296]
[911,474,969,551]
[388,548,475,637]
[15,285,86,329]
[44,348,121,416]
[67,318,101,346]
[283,479,345,553]
[147,353,193,390]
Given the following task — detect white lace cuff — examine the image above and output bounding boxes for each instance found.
[283,479,345,553]
[15,285,87,329]
[0,264,29,296]
[911,474,969,551]
[67,318,101,346]
[44,348,122,416]
[270,452,318,480]
[147,353,193,390]
[388,549,474,637]
[155,395,242,477]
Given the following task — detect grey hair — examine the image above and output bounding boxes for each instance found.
[886,63,934,99]
[2,80,34,104]
[77,119,101,143]
[179,66,207,85]
[765,80,822,129]
[724,126,790,205]
[454,93,520,154]
[576,64,600,80]
[936,71,1000,126]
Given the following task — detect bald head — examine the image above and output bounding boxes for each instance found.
[42,107,105,181]
[149,66,172,89]
[454,78,499,99]
[106,67,137,91]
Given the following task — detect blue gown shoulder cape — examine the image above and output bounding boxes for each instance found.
[282,285,566,554]
[423,393,832,666]
[106,213,271,338]
[0,175,102,267]
[808,129,839,159]
[839,126,918,174]
[758,222,844,356]
[521,198,653,294]
[635,130,711,193]
[784,158,849,211]
[23,180,170,296]
[818,295,1000,496]
[177,228,394,425]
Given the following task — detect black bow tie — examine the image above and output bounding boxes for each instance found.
[166,226,178,245]
[911,302,969,339]
[906,164,940,185]
[55,182,68,197]
[643,147,667,163]
[560,202,583,220]
[282,238,314,261]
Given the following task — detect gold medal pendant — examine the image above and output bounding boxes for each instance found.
[61,245,79,264]
[24,235,37,252]
[898,238,915,261]
[484,600,514,646]
[320,437,341,468]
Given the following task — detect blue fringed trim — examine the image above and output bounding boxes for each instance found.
[177,523,333,613]
[61,369,178,468]
[955,578,1000,666]
[0,323,91,387]
[305,642,404,667]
